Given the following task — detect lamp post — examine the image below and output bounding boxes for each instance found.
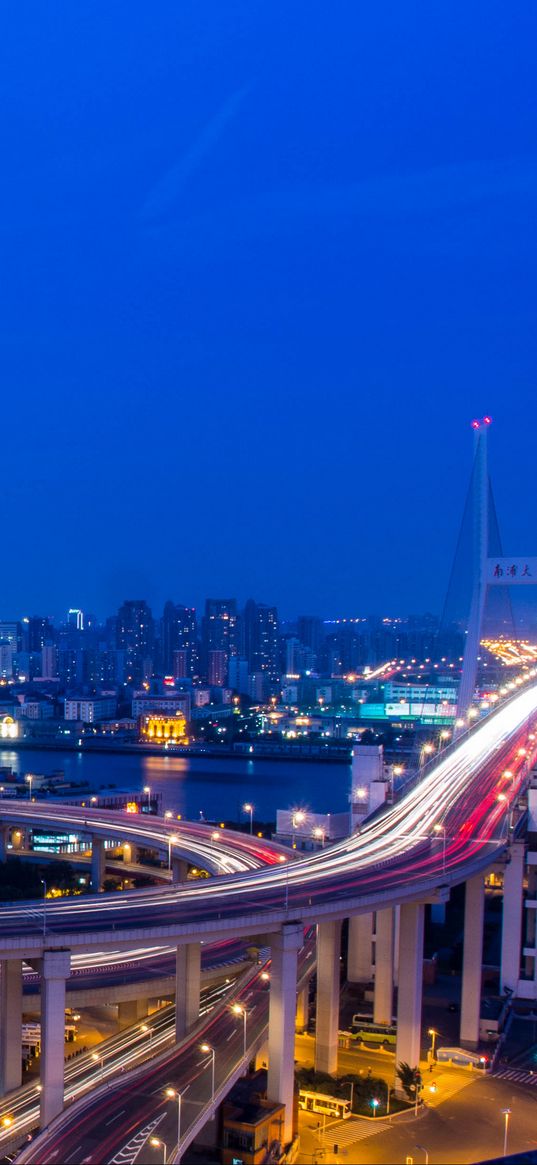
[150,1137,167,1164]
[291,810,306,850]
[40,879,47,938]
[502,1108,511,1157]
[312,826,326,848]
[200,1043,216,1104]
[433,823,447,875]
[243,803,254,834]
[25,774,33,800]
[165,1088,182,1155]
[140,1023,154,1045]
[91,1051,105,1078]
[144,784,151,810]
[415,1145,429,1165]
[168,834,178,870]
[371,1098,379,1119]
[232,1003,248,1060]
[428,1028,438,1061]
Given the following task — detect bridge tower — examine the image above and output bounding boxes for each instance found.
[454,418,537,724]
[456,417,491,722]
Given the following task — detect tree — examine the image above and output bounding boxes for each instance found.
[396,1061,422,1102]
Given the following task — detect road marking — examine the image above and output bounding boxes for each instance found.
[109,1114,165,1164]
[494,1068,537,1087]
[105,1109,126,1126]
[319,1118,389,1147]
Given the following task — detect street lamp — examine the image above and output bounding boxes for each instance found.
[165,1088,182,1152]
[40,879,47,939]
[168,834,178,869]
[144,785,151,810]
[200,1043,216,1103]
[312,826,325,847]
[428,1028,438,1060]
[140,1023,154,1045]
[243,803,254,834]
[370,1098,379,1119]
[91,1051,105,1078]
[232,1003,248,1060]
[415,1145,429,1165]
[291,810,306,850]
[150,1137,167,1164]
[502,1108,511,1157]
[433,823,447,875]
[25,774,33,800]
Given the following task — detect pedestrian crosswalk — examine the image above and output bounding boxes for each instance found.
[320,1117,389,1148]
[493,1067,537,1088]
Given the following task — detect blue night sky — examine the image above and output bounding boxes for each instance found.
[2,2,536,621]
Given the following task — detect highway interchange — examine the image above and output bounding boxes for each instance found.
[4,676,537,1162]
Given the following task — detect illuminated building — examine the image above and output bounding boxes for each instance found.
[131,691,191,719]
[0,715,18,739]
[139,712,188,744]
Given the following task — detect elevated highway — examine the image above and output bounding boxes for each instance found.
[0,679,535,959]
[5,677,537,1159]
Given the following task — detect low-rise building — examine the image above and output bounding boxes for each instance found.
[64,697,117,723]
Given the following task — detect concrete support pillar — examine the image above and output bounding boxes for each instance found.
[171,858,189,883]
[40,949,70,1128]
[267,923,303,1145]
[122,842,138,865]
[347,912,373,982]
[295,984,308,1033]
[393,906,400,987]
[117,998,148,1026]
[501,842,525,994]
[315,920,341,1076]
[0,960,22,1095]
[460,874,485,1049]
[395,903,424,1074]
[175,942,201,1041]
[374,908,394,1026]
[0,826,8,863]
[90,836,105,891]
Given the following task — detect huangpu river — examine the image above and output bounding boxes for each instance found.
[0,747,351,825]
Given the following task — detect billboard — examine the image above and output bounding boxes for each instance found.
[487,558,537,585]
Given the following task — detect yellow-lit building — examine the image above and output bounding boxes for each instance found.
[139,713,188,744]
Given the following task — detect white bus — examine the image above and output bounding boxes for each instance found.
[298,1091,352,1120]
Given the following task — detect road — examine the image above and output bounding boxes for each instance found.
[2,679,537,956]
[296,1075,537,1164]
[8,678,537,1162]
[15,939,316,1164]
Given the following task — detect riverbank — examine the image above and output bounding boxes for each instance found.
[5,738,351,764]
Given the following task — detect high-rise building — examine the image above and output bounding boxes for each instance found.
[208,650,227,686]
[28,616,54,652]
[116,600,154,683]
[297,616,323,668]
[68,608,84,631]
[161,603,197,676]
[41,645,59,679]
[242,600,279,684]
[202,599,238,682]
